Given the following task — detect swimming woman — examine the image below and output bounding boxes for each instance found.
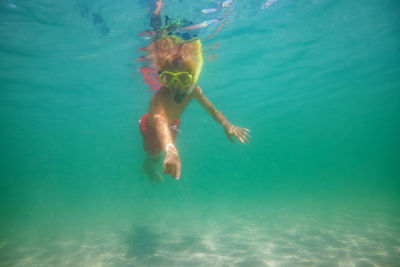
[139,0,250,182]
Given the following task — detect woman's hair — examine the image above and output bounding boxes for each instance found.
[145,36,203,82]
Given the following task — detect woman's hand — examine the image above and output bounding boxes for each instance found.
[224,124,251,144]
[163,144,181,180]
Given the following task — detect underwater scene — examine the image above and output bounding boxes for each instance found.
[0,0,399,266]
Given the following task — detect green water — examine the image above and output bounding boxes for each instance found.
[0,0,399,266]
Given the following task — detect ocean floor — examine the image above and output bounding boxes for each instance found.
[1,204,399,267]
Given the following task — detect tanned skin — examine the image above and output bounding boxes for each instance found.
[142,74,251,182]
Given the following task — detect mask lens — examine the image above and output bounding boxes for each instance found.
[160,72,174,86]
[177,73,192,86]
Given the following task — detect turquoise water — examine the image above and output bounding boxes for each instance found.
[1,0,399,266]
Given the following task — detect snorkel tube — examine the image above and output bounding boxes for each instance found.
[191,39,203,90]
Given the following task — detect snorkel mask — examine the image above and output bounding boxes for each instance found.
[159,71,195,103]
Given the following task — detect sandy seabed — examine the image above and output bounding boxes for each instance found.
[1,206,399,267]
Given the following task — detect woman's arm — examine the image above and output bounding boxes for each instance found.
[150,95,181,179]
[194,86,250,144]
[194,86,230,127]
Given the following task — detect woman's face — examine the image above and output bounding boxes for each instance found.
[160,67,195,103]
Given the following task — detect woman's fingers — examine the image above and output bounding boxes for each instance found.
[176,162,181,180]
[170,163,181,180]
[241,135,249,143]
[243,131,251,138]
[170,164,175,177]
[163,162,181,180]
[163,162,173,175]
[163,163,169,174]
[233,128,251,144]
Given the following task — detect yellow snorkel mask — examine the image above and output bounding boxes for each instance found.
[159,70,195,103]
[159,71,193,88]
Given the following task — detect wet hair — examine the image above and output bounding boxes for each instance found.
[145,36,203,82]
